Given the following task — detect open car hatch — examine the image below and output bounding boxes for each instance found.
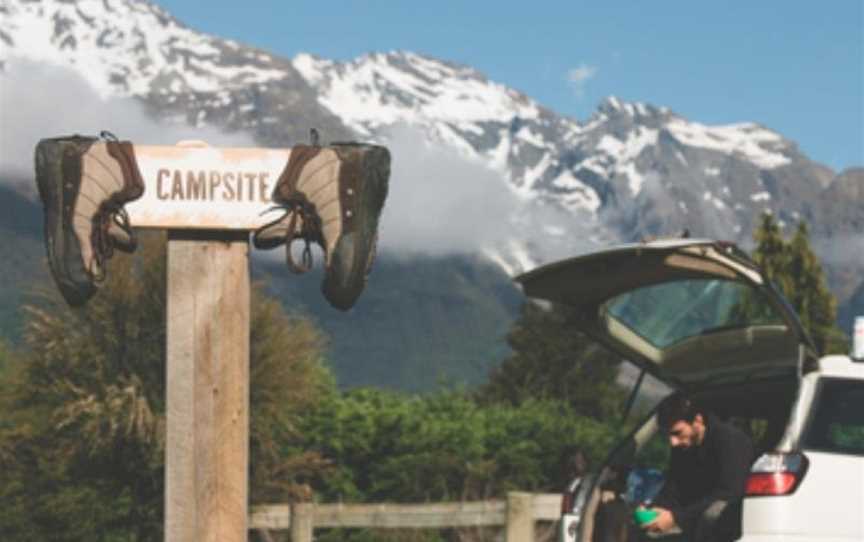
[516,239,813,388]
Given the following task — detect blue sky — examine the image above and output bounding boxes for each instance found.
[157,1,863,171]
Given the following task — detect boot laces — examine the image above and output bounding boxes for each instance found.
[284,200,323,274]
[258,199,323,274]
[90,204,135,282]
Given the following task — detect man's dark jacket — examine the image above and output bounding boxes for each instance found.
[653,414,755,541]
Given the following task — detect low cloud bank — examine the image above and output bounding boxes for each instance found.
[1,59,600,268]
[0,58,254,182]
[378,124,602,265]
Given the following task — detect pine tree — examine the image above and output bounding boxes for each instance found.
[786,222,848,354]
[751,212,791,293]
[750,213,848,355]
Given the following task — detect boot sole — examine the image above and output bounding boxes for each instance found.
[324,144,390,310]
[35,137,97,306]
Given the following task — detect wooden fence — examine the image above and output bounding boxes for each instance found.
[250,492,561,541]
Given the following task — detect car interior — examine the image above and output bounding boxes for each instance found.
[577,374,800,542]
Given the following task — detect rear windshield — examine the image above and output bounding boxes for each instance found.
[604,279,786,349]
[802,378,864,456]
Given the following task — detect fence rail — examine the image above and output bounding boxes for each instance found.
[250,492,561,541]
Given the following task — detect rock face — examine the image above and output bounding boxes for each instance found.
[2,0,862,383]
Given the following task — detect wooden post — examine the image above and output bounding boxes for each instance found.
[506,492,534,542]
[165,230,250,542]
[290,503,314,542]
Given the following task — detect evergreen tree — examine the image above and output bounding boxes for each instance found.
[786,222,848,354]
[477,301,624,421]
[751,212,792,294]
[751,213,848,355]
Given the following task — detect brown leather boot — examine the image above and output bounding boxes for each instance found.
[34,133,144,306]
[254,142,390,310]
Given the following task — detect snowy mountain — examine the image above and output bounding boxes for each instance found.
[291,51,842,253]
[2,1,850,249]
[1,0,862,376]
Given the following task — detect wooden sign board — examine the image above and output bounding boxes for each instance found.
[126,144,291,230]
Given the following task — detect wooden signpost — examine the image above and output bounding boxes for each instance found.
[128,141,289,541]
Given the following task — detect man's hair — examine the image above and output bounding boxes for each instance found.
[656,391,702,428]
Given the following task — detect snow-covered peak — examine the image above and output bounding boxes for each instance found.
[665,118,792,169]
[597,95,670,119]
[292,53,332,86]
[288,45,803,233]
[292,50,542,137]
[0,0,289,97]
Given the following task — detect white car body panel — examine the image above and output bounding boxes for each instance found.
[741,357,864,541]
[742,452,864,539]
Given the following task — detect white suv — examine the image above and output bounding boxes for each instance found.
[515,239,864,542]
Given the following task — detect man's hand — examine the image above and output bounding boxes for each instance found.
[642,507,677,533]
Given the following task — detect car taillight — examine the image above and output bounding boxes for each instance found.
[561,492,574,514]
[745,452,809,496]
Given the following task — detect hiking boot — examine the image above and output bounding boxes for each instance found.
[253,142,390,310]
[34,134,145,306]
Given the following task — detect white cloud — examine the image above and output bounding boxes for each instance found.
[566,63,598,98]
[0,58,255,184]
[375,124,601,264]
[377,124,524,256]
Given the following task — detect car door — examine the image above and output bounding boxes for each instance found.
[516,239,814,390]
